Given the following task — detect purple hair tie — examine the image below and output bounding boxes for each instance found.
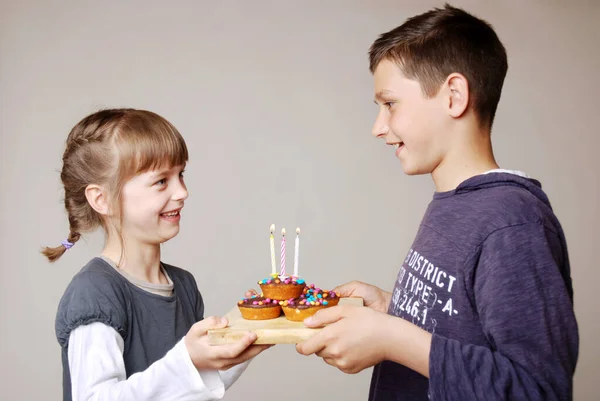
[61,239,74,250]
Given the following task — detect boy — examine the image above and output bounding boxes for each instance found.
[296,4,579,401]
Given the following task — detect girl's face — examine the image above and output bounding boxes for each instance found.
[118,164,188,246]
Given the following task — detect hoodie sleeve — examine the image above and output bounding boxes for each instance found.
[428,222,578,401]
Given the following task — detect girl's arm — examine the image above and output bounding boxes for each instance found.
[68,322,246,401]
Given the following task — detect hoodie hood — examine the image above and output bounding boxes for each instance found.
[434,171,551,209]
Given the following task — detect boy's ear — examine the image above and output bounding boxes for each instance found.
[445,73,469,118]
[85,184,110,216]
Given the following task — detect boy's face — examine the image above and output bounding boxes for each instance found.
[372,59,449,175]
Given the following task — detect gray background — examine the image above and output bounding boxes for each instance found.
[1,0,598,400]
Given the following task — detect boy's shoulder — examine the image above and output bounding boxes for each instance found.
[450,172,555,223]
[426,172,563,250]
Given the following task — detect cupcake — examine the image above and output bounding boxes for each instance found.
[281,285,339,322]
[237,295,282,320]
[258,275,306,301]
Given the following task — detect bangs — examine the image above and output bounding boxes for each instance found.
[113,110,188,179]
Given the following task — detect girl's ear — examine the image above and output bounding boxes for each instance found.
[85,184,110,216]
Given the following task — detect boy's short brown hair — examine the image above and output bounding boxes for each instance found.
[369,3,508,129]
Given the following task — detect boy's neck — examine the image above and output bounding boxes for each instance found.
[102,233,166,285]
[431,124,499,192]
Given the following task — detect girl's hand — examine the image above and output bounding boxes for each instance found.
[244,288,259,298]
[184,316,270,371]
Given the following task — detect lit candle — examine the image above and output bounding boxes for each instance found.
[294,227,300,277]
[270,224,276,277]
[280,228,286,277]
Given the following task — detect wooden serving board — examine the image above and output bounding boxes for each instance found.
[207,297,364,345]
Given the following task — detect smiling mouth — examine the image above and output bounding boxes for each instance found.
[389,142,404,149]
[160,210,180,218]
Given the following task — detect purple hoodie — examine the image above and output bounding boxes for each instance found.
[369,172,578,401]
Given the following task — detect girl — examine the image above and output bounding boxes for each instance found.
[43,109,268,401]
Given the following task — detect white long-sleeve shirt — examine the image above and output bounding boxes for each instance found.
[68,322,249,401]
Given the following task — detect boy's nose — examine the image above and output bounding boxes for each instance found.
[371,111,389,138]
[371,122,389,138]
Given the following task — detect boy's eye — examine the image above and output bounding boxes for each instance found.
[385,102,395,109]
[155,178,166,185]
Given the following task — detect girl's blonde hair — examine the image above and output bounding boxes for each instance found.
[42,108,188,262]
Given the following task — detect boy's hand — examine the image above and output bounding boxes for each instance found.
[295,305,390,374]
[244,288,259,298]
[334,281,392,313]
[185,316,270,371]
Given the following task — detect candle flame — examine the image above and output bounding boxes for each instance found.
[296,227,300,235]
[270,224,275,234]
[281,228,286,236]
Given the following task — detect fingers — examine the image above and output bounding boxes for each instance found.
[297,337,326,356]
[245,288,259,298]
[303,305,348,328]
[213,332,258,359]
[332,281,362,297]
[323,357,337,368]
[220,344,272,370]
[191,316,228,335]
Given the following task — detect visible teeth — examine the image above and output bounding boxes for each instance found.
[394,143,400,149]
[163,211,179,217]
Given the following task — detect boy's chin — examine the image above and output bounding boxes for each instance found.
[401,163,431,176]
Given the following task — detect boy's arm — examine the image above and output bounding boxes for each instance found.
[300,222,577,401]
[426,222,578,401]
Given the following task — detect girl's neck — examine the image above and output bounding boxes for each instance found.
[102,234,167,285]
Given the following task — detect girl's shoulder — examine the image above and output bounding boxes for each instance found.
[55,257,129,347]
[161,262,196,285]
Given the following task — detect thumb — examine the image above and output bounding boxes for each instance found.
[304,305,346,328]
[191,316,228,335]
[245,288,259,298]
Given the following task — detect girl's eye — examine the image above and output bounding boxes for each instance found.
[179,170,185,178]
[385,102,395,110]
[156,179,166,186]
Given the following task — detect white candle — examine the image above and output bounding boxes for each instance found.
[294,227,300,277]
[280,228,286,277]
[270,224,276,276]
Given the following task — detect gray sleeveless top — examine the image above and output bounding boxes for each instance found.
[55,257,205,401]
